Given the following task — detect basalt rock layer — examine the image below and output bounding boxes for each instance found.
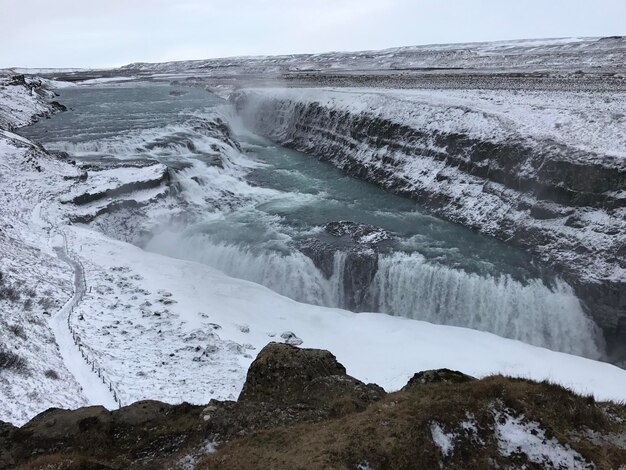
[297,221,393,311]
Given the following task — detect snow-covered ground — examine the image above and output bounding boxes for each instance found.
[122,36,626,75]
[48,231,119,409]
[494,410,589,469]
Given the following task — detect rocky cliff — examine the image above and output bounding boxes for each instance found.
[232,88,626,359]
[2,343,626,469]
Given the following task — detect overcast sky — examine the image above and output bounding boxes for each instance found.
[2,0,625,68]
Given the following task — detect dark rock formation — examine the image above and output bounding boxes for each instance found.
[49,100,67,113]
[297,238,336,278]
[298,221,393,311]
[402,368,476,390]
[0,401,204,469]
[2,344,626,469]
[324,221,392,245]
[239,342,385,409]
[8,74,28,86]
[341,250,378,311]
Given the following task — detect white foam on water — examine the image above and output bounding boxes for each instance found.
[146,230,603,359]
[371,252,603,358]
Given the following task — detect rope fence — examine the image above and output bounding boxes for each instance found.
[61,230,123,409]
[38,203,124,410]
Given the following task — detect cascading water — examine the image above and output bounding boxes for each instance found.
[146,229,602,358]
[368,253,601,357]
[20,80,605,360]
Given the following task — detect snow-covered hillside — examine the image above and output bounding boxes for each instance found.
[0,130,88,424]
[121,36,626,75]
[238,87,626,161]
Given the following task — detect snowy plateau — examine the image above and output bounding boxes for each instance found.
[1,37,626,468]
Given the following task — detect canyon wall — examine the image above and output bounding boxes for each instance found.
[232,88,626,358]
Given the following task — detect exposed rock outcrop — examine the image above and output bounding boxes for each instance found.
[402,368,476,390]
[0,401,204,469]
[297,221,393,311]
[2,343,626,469]
[239,342,385,410]
[323,221,392,245]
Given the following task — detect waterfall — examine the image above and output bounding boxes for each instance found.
[368,252,603,358]
[146,231,340,307]
[146,230,603,359]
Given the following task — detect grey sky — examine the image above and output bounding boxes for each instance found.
[2,0,625,68]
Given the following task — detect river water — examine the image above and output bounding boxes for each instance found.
[21,80,604,358]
